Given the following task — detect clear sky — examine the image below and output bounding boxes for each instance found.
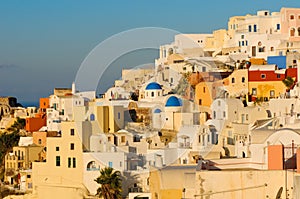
[0,0,300,104]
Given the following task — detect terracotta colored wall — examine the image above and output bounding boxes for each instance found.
[25,117,46,132]
[33,131,47,147]
[286,68,298,82]
[248,71,285,81]
[297,148,300,173]
[39,98,49,113]
[268,145,284,170]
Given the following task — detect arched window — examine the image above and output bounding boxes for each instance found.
[168,48,174,55]
[90,114,95,121]
[290,28,295,37]
[87,161,98,171]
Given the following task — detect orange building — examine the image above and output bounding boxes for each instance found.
[39,98,49,113]
[25,98,50,132]
[194,72,230,108]
[25,113,46,132]
[268,145,284,170]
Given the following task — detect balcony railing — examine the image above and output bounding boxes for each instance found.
[86,167,100,171]
[128,187,143,193]
[179,142,191,149]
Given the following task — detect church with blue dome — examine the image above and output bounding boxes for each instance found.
[165,96,182,107]
[144,82,163,99]
[145,82,162,90]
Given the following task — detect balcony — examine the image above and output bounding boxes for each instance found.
[86,167,100,171]
[179,142,191,149]
[128,187,143,193]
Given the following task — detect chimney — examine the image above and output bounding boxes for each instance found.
[72,82,76,94]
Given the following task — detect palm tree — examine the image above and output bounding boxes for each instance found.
[95,167,122,199]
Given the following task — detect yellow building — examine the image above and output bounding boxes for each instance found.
[32,121,88,199]
[223,69,248,97]
[150,165,298,199]
[5,145,43,185]
[195,82,214,108]
[227,16,246,38]
[194,79,224,110]
[204,29,227,54]
[247,65,296,101]
[149,165,196,199]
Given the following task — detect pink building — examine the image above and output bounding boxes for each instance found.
[281,8,300,41]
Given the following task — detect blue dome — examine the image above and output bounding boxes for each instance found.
[154,108,162,113]
[145,82,162,90]
[165,96,182,107]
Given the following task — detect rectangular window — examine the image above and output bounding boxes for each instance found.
[203,87,206,93]
[246,41,248,46]
[199,99,202,105]
[199,135,201,143]
[121,136,125,143]
[223,111,226,118]
[254,24,257,32]
[120,161,122,167]
[241,35,244,39]
[68,157,71,168]
[56,147,59,151]
[277,74,281,79]
[248,25,252,32]
[277,24,280,30]
[202,67,206,72]
[118,112,120,120]
[56,156,60,167]
[70,129,75,136]
[70,143,75,150]
[73,157,76,168]
[252,88,257,95]
[270,90,275,97]
[109,161,113,168]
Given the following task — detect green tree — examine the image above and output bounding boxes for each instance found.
[95,167,122,199]
[282,76,295,90]
[7,117,25,132]
[0,131,20,179]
